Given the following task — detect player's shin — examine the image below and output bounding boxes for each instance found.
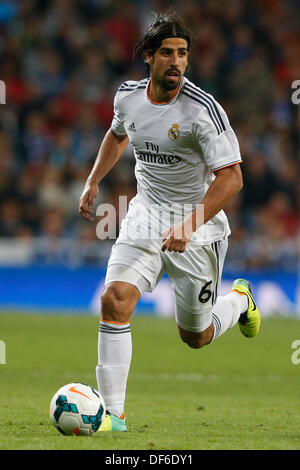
[96,320,132,418]
[211,292,248,341]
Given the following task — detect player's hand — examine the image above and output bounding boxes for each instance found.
[79,182,99,221]
[161,221,193,253]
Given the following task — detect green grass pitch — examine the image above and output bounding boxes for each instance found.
[0,312,300,450]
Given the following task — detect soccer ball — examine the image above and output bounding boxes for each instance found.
[49,382,106,436]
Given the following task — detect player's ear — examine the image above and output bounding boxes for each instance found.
[145,51,153,66]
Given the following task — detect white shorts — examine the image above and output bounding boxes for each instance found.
[105,237,228,333]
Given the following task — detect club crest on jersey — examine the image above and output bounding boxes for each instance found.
[168,123,180,140]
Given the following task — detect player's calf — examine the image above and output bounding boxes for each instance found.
[97,281,140,426]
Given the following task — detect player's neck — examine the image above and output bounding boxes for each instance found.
[147,78,180,104]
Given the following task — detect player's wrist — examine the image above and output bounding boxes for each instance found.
[183,215,196,236]
[86,175,99,187]
[182,219,194,241]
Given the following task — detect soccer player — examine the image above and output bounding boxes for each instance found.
[79,14,261,432]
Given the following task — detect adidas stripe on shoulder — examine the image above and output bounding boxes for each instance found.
[182,82,226,135]
[118,78,149,93]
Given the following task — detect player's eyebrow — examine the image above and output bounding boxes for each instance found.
[159,47,188,53]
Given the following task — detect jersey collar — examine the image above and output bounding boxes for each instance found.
[146,77,185,106]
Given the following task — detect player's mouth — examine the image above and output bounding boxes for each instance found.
[165,69,180,81]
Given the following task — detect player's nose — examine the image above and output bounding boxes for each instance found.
[170,53,180,66]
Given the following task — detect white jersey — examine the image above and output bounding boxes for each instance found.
[111,76,242,246]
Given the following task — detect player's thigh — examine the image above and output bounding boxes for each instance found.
[164,239,228,333]
[103,240,165,321]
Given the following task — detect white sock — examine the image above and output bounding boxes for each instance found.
[95,320,132,418]
[211,292,248,341]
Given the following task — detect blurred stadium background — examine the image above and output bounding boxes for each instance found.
[0,0,299,317]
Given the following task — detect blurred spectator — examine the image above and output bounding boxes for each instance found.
[241,155,280,212]
[38,165,73,216]
[15,167,40,233]
[71,103,104,167]
[22,111,52,167]
[0,199,23,237]
[0,132,16,199]
[75,46,110,102]
[38,48,66,98]
[46,76,82,129]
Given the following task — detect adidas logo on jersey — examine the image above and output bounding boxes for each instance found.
[128,122,136,132]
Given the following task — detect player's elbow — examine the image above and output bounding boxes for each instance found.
[230,166,243,194]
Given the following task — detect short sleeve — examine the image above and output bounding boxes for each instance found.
[111,92,127,136]
[192,100,242,172]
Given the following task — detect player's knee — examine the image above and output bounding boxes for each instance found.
[100,285,132,323]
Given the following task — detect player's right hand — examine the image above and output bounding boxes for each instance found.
[79,183,99,221]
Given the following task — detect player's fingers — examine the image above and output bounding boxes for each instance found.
[79,200,94,220]
[87,196,94,209]
[82,194,94,210]
[79,204,92,214]
[79,209,95,221]
[168,241,186,253]
[161,238,171,252]
[166,241,176,252]
[79,190,88,206]
[79,192,95,219]
[79,201,92,214]
[167,241,182,252]
[79,188,95,208]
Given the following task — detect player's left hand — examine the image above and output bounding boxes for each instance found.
[161,221,193,253]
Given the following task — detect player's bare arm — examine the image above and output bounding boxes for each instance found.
[191,163,243,230]
[79,129,129,221]
[162,164,243,253]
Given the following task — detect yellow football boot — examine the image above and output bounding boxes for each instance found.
[99,411,127,432]
[232,278,261,338]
